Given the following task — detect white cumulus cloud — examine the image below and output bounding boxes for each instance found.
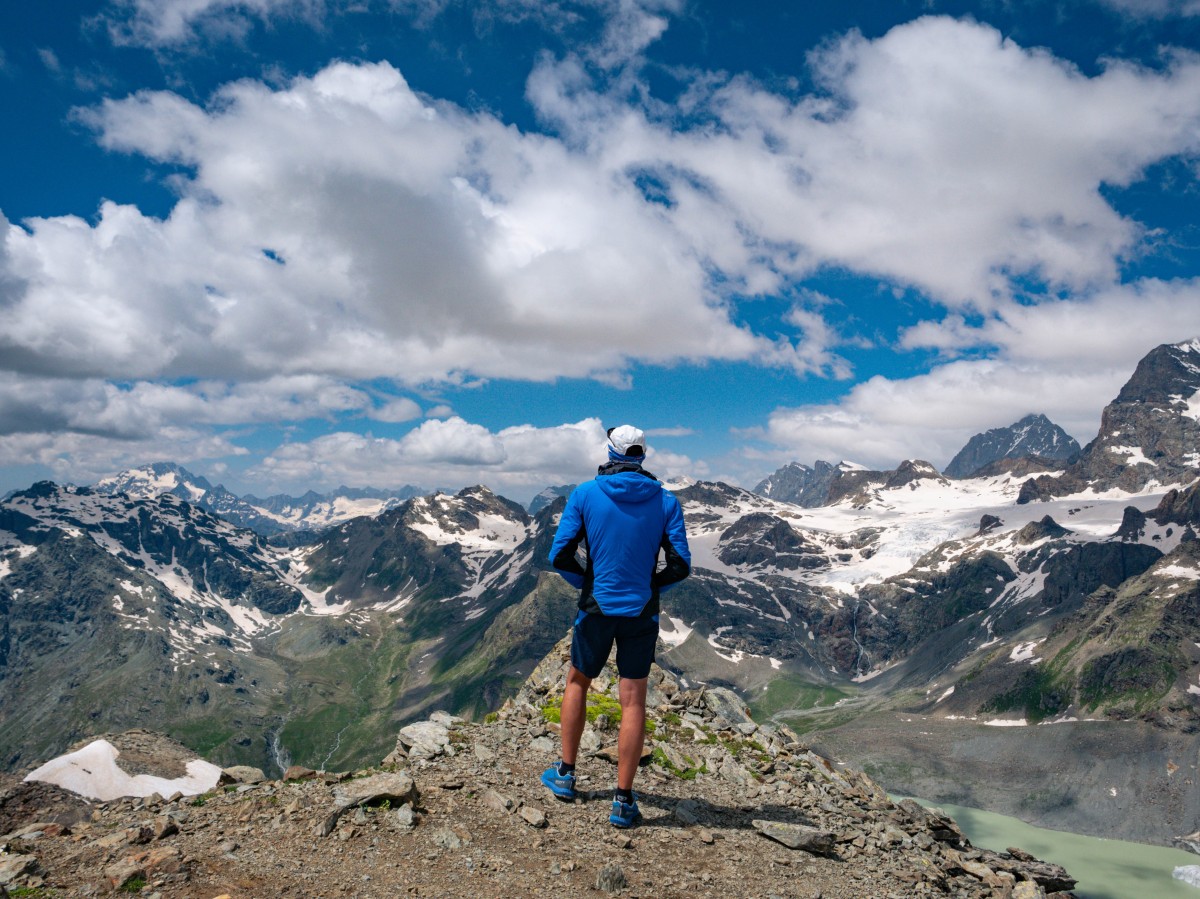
[753,280,1200,473]
[6,13,1200,493]
[253,416,698,497]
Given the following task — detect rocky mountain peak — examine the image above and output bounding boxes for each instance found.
[406,486,531,537]
[752,460,841,507]
[754,458,953,507]
[945,414,1081,479]
[93,462,424,536]
[715,512,828,572]
[1115,338,1200,405]
[674,479,764,509]
[94,462,214,503]
[0,663,1078,899]
[885,459,946,489]
[1019,340,1200,500]
[528,484,573,515]
[1015,515,1071,545]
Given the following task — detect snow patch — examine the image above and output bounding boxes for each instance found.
[983,718,1028,727]
[707,633,746,664]
[1009,640,1044,664]
[1158,563,1200,581]
[24,740,222,801]
[659,616,693,648]
[1108,445,1156,467]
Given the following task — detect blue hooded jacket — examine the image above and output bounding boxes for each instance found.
[549,463,691,617]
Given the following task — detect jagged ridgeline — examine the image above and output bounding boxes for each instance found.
[0,340,1199,849]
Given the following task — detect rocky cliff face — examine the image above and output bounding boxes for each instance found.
[753,460,842,506]
[1019,340,1200,501]
[944,414,1080,479]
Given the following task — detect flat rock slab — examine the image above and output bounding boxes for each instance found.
[331,772,418,809]
[398,721,452,759]
[674,798,703,826]
[0,853,37,885]
[482,789,515,813]
[704,687,755,729]
[221,766,267,785]
[320,772,419,837]
[519,805,548,828]
[752,820,835,855]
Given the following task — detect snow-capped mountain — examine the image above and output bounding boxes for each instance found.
[527,484,573,515]
[943,413,1080,478]
[0,481,557,773]
[753,459,945,507]
[94,462,422,535]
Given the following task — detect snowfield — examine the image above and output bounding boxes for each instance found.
[24,740,222,801]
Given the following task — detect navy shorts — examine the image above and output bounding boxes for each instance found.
[570,610,659,680]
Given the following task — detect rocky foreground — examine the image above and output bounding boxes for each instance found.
[0,642,1076,899]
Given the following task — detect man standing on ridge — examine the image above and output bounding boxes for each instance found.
[541,424,691,828]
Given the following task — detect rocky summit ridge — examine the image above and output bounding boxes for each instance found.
[0,642,1073,899]
[1019,340,1200,501]
[943,414,1079,480]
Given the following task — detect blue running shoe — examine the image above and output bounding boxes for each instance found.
[540,765,577,801]
[609,794,641,828]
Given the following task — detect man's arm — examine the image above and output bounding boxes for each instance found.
[548,491,587,588]
[652,494,690,592]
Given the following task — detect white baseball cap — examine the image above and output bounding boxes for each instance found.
[606,425,646,457]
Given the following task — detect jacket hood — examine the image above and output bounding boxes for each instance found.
[595,469,663,504]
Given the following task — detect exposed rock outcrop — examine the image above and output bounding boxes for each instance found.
[0,645,1077,898]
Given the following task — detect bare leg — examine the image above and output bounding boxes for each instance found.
[560,665,591,766]
[616,676,648,791]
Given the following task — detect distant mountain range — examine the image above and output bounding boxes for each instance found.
[93,462,424,536]
[2,340,1199,845]
[754,413,1081,506]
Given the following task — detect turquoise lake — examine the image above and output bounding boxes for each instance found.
[911,799,1200,899]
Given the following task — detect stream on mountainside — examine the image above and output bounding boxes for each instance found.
[908,798,1200,898]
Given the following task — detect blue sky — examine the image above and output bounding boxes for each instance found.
[4,0,1200,502]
